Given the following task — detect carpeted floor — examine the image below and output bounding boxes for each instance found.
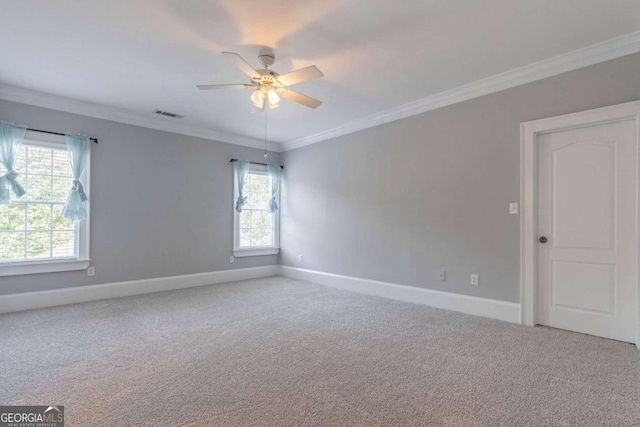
[1,276,639,426]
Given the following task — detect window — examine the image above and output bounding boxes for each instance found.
[0,133,90,276]
[233,165,279,257]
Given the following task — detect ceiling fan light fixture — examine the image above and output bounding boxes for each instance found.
[267,89,280,106]
[250,89,265,110]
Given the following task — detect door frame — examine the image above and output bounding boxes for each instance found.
[520,100,640,348]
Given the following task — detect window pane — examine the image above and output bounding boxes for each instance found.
[240,210,252,228]
[245,174,260,194]
[27,204,51,231]
[28,146,51,174]
[52,205,73,230]
[245,173,271,209]
[26,175,51,201]
[249,190,270,209]
[258,175,270,193]
[12,146,26,174]
[250,228,262,246]
[251,211,271,229]
[0,204,26,231]
[0,232,25,260]
[52,176,72,202]
[261,229,273,246]
[27,231,51,259]
[52,150,72,177]
[249,211,260,229]
[240,229,251,247]
[52,231,74,258]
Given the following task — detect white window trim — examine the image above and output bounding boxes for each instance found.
[0,130,91,276]
[233,164,280,257]
[0,259,91,277]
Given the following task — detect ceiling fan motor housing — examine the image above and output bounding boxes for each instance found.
[252,68,282,90]
[258,54,275,69]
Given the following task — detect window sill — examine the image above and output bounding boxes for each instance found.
[233,248,280,258]
[0,259,91,277]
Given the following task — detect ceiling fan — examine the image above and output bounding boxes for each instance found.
[198,52,323,111]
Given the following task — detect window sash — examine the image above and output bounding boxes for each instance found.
[239,208,275,248]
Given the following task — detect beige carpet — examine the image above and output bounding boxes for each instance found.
[1,276,639,426]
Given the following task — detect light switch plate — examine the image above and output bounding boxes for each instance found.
[509,202,519,214]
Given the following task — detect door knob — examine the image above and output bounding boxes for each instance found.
[539,236,548,243]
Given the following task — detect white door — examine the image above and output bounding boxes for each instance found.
[537,119,637,343]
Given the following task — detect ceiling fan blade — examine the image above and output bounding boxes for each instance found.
[197,84,253,90]
[280,89,322,109]
[277,65,323,86]
[222,52,261,78]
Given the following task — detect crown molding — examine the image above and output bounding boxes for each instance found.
[281,30,640,151]
[0,83,282,152]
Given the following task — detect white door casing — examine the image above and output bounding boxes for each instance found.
[521,101,640,348]
[537,120,636,343]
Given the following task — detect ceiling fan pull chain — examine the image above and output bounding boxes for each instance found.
[264,107,268,158]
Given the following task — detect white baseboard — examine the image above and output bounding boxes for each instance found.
[0,265,521,324]
[279,266,521,324]
[0,265,279,314]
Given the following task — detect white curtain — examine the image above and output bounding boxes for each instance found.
[0,121,27,204]
[234,160,251,212]
[266,163,281,213]
[61,133,90,221]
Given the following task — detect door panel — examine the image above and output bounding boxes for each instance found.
[537,120,636,343]
[552,142,615,250]
[552,260,615,314]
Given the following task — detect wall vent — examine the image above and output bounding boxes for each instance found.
[154,110,184,119]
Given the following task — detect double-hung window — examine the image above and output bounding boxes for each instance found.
[0,132,90,276]
[233,164,280,257]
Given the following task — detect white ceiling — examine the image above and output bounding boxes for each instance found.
[1,0,639,149]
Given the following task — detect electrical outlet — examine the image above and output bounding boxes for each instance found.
[438,270,446,281]
[229,256,235,264]
[87,266,95,277]
[298,254,304,262]
[471,274,479,286]
[509,202,519,215]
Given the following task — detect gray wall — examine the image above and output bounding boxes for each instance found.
[280,53,640,303]
[0,100,279,296]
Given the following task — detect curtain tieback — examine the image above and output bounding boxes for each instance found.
[71,180,87,202]
[267,196,278,213]
[0,170,26,197]
[235,195,247,212]
[3,170,18,182]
